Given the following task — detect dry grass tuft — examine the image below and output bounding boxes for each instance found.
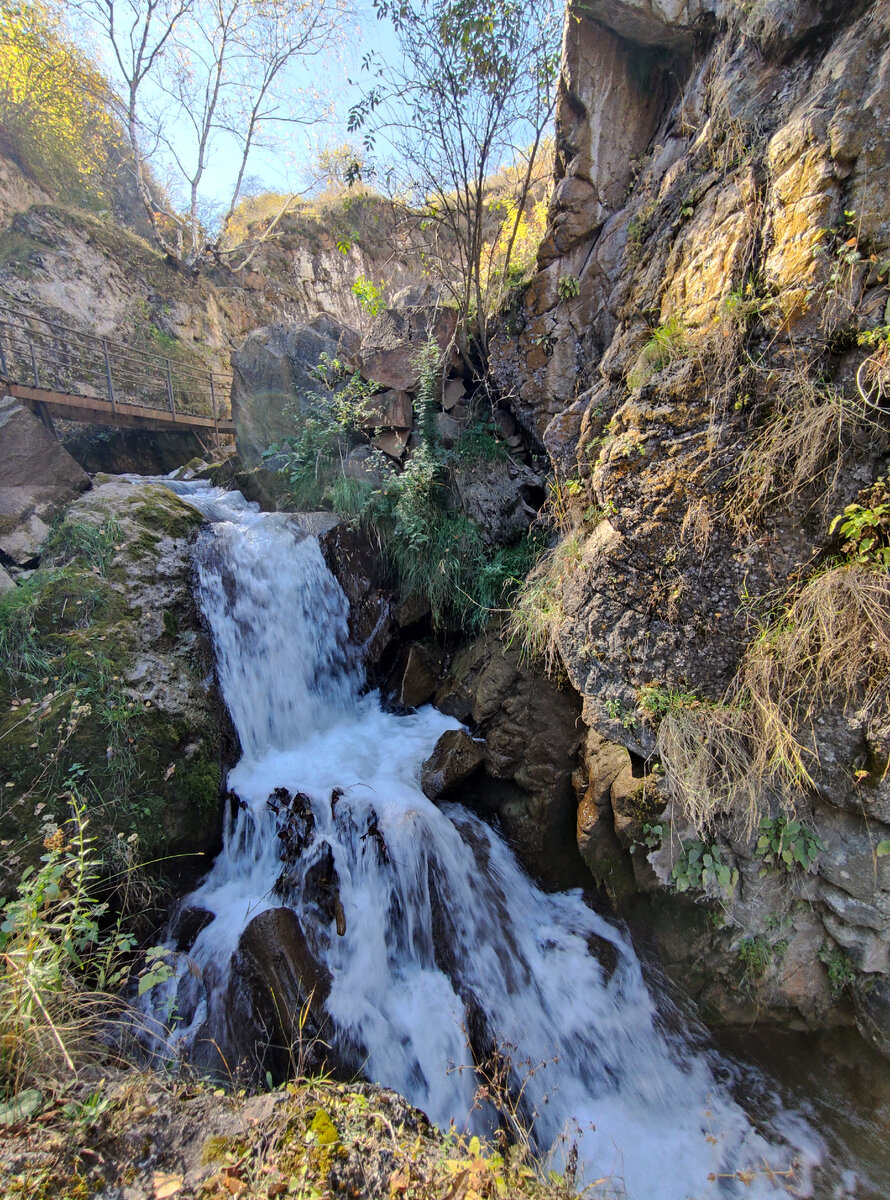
[727,369,877,528]
[658,565,890,836]
[505,532,583,675]
[680,498,713,555]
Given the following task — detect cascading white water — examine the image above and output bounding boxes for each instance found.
[149,482,824,1200]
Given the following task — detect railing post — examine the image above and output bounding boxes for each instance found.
[29,341,40,388]
[209,372,219,446]
[166,358,175,415]
[0,324,8,380]
[102,340,116,413]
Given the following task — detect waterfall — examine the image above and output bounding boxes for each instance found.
[147,483,822,1200]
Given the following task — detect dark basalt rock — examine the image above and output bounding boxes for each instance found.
[421,729,485,802]
[222,906,335,1083]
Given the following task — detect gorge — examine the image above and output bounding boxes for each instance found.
[2,0,890,1196]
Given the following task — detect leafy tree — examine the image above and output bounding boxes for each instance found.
[75,0,347,269]
[347,0,562,359]
[0,0,123,204]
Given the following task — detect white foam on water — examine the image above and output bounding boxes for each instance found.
[146,484,824,1200]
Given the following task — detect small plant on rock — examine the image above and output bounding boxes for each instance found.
[819,944,857,996]
[670,838,739,898]
[557,273,580,301]
[830,479,890,567]
[756,816,824,876]
[737,936,772,982]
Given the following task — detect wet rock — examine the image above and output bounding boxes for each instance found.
[359,284,459,391]
[393,590,431,628]
[269,788,316,860]
[0,395,90,564]
[434,632,586,885]
[170,905,214,952]
[320,522,395,673]
[302,843,346,936]
[223,907,334,1082]
[421,729,485,802]
[231,464,292,511]
[231,315,360,466]
[853,973,890,1057]
[388,642,444,708]
[361,813,390,866]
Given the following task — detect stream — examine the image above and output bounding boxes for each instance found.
[140,481,880,1199]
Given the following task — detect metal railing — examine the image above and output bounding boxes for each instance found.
[0,302,233,426]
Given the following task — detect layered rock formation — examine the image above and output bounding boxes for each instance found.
[493,0,890,1047]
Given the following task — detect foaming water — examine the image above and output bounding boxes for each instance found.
[146,483,825,1199]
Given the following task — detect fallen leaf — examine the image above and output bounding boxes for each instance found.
[153,1171,184,1198]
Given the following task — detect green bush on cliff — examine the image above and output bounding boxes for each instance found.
[271,338,542,629]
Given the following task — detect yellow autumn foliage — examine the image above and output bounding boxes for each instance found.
[0,0,123,202]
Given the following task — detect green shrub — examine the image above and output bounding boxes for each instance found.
[0,794,170,1097]
[352,274,384,315]
[272,339,541,631]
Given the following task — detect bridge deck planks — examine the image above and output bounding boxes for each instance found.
[8,383,234,434]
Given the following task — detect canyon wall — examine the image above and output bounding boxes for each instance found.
[492,0,890,1049]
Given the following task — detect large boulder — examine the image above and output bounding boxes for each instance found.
[0,477,229,898]
[0,396,90,564]
[434,632,586,885]
[421,729,484,802]
[359,285,459,392]
[231,314,360,466]
[219,907,334,1082]
[320,521,396,675]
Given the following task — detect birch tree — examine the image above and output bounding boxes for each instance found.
[77,0,345,269]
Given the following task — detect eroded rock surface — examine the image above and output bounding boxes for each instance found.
[493,0,890,1046]
[0,395,90,564]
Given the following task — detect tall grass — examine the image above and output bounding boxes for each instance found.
[0,800,145,1098]
[658,564,890,836]
[505,533,583,674]
[0,575,53,683]
[727,370,878,527]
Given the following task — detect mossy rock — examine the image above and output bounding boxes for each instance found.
[0,480,225,900]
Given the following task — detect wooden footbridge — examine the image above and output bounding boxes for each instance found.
[0,304,234,440]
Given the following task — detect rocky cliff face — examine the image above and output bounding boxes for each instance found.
[0,154,430,474]
[493,0,890,1049]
